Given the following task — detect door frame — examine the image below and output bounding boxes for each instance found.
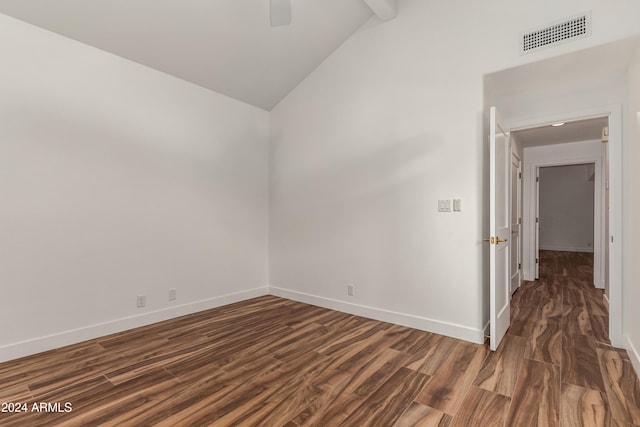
[532,159,602,282]
[507,104,622,347]
[510,150,522,294]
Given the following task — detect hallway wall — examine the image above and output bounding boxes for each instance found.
[624,45,640,375]
[539,164,595,252]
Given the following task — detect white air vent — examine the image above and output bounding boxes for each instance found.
[521,12,592,55]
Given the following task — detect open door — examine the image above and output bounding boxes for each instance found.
[489,106,511,351]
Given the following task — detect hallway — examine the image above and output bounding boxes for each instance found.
[503,250,640,425]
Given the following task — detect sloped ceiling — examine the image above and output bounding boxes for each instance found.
[0,0,373,110]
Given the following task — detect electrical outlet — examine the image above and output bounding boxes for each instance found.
[136,295,146,308]
[347,284,355,297]
[168,289,177,301]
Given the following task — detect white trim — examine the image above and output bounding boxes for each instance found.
[269,286,486,344]
[507,104,623,347]
[538,245,594,253]
[510,149,523,295]
[523,143,604,288]
[0,287,269,363]
[626,335,640,378]
[608,106,623,347]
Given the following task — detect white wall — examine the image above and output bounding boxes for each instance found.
[624,46,640,376]
[269,0,640,342]
[0,15,270,362]
[539,164,595,252]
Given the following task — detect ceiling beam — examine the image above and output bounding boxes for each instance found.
[364,0,398,21]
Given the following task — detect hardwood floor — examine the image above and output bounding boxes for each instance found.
[1,250,639,426]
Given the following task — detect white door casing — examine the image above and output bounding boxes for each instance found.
[535,168,540,279]
[489,106,511,352]
[510,152,522,294]
[511,104,621,346]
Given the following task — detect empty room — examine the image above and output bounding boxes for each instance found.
[1,0,640,425]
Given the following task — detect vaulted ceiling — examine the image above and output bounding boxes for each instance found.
[0,0,374,110]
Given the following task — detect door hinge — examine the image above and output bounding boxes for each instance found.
[536,176,539,182]
[536,258,539,264]
[518,263,521,270]
[519,217,522,224]
[536,217,539,223]
[519,172,522,179]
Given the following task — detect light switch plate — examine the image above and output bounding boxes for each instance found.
[438,199,452,212]
[453,198,462,212]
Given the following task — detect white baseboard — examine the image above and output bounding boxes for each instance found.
[0,287,269,363]
[538,245,594,253]
[626,335,640,379]
[269,286,486,344]
[1,285,489,363]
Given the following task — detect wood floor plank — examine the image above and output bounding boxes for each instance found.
[525,318,562,366]
[539,296,563,320]
[506,359,560,427]
[585,293,608,317]
[341,367,430,426]
[448,386,510,427]
[563,305,593,336]
[0,385,32,402]
[415,342,489,415]
[590,314,611,346]
[394,402,452,427]
[474,333,527,397]
[289,349,412,426]
[338,348,411,397]
[597,347,640,426]
[405,334,460,375]
[560,382,610,427]
[562,334,606,392]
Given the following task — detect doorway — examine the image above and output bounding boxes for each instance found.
[514,116,608,290]
[507,110,623,348]
[483,38,634,349]
[537,163,596,276]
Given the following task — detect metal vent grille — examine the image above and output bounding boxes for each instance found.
[522,12,591,54]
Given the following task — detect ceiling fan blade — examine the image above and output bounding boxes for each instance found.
[270,0,291,27]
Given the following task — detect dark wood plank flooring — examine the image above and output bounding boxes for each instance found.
[1,250,639,426]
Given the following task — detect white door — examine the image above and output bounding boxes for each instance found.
[489,106,511,352]
[510,152,522,294]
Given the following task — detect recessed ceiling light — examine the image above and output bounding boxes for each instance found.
[551,122,565,127]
